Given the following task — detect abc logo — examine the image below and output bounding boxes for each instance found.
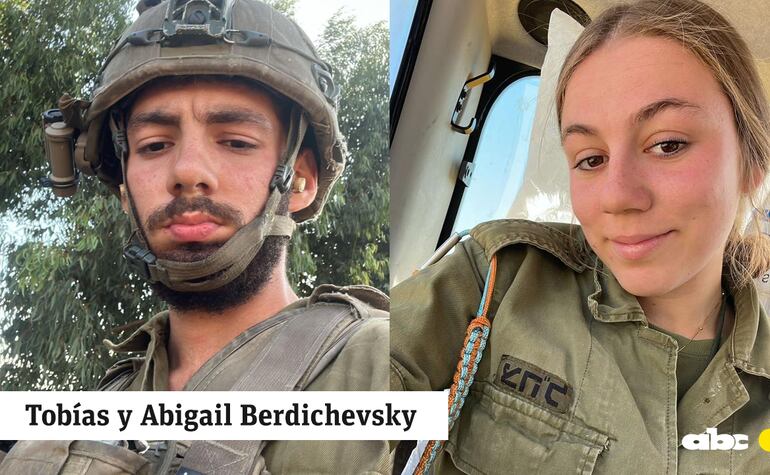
[682,428,748,451]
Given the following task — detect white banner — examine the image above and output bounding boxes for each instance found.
[0,391,447,440]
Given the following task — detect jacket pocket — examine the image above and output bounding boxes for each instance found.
[444,382,608,475]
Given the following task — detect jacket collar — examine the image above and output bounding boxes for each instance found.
[103,311,170,391]
[728,279,770,379]
[104,311,169,353]
[588,256,770,380]
[587,257,646,324]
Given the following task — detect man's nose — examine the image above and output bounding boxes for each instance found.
[600,150,653,215]
[166,135,218,196]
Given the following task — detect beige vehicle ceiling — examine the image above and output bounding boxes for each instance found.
[391,0,770,286]
[494,0,770,74]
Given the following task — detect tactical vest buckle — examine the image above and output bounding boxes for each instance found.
[123,244,157,282]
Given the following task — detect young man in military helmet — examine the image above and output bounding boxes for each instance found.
[0,0,389,473]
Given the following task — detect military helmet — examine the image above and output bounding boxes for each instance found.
[44,0,346,292]
[58,0,345,222]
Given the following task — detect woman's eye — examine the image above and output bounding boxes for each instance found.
[575,155,606,170]
[648,140,687,156]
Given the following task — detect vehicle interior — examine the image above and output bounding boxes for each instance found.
[390,0,770,286]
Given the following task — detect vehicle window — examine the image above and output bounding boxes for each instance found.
[390,0,419,94]
[452,75,541,233]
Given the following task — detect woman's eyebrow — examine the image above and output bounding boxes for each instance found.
[633,98,701,124]
[561,98,702,143]
[561,124,598,143]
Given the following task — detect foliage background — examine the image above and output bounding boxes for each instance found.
[0,0,388,390]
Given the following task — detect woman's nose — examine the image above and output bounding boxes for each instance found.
[600,151,653,215]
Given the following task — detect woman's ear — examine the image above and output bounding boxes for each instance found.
[743,163,765,194]
[288,147,319,214]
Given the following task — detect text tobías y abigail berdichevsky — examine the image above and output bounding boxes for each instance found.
[25,402,416,432]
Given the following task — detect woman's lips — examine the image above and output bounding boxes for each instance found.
[166,222,221,242]
[609,231,674,260]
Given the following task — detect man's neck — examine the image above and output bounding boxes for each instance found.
[165,262,298,390]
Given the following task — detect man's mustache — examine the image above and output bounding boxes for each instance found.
[145,197,244,231]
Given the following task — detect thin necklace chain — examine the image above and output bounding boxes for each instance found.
[677,289,725,354]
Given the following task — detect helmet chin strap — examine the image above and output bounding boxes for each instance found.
[112,106,307,292]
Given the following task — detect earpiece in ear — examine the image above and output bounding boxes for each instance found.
[292,177,306,193]
[119,184,130,214]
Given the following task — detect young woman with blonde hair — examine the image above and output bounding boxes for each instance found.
[392,0,770,473]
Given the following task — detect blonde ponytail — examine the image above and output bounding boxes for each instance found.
[726,219,770,287]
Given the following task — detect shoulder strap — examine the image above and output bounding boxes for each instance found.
[98,357,144,391]
[309,283,389,313]
[470,219,587,272]
[179,300,364,475]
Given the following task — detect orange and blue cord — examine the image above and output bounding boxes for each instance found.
[414,254,498,474]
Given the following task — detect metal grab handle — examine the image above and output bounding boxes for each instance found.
[450,63,496,135]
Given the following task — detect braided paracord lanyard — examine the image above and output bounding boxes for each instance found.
[414,253,498,474]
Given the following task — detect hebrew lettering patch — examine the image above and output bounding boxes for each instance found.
[495,355,573,414]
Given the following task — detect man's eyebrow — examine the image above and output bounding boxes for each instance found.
[127,111,180,131]
[127,108,275,132]
[633,98,701,124]
[203,108,274,131]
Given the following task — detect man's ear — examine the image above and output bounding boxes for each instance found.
[289,147,319,213]
[119,184,130,214]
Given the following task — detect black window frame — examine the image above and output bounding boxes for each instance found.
[389,0,433,144]
[437,54,539,246]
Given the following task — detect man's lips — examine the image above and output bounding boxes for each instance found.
[162,213,224,242]
[609,231,674,260]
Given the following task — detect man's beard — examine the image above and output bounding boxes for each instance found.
[137,194,290,314]
[150,236,288,314]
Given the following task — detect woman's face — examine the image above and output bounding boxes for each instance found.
[561,35,743,298]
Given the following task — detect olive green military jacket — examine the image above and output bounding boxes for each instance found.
[391,220,770,475]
